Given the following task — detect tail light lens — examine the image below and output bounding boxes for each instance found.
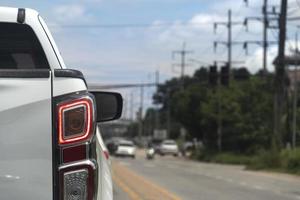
[103,150,109,160]
[59,161,96,200]
[64,169,88,200]
[54,92,98,200]
[57,97,94,145]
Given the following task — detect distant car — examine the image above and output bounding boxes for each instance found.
[105,137,123,155]
[115,140,136,158]
[158,140,179,156]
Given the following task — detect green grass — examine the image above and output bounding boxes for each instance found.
[192,150,252,165]
[247,148,300,175]
[193,148,300,175]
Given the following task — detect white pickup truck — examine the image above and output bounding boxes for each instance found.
[0,7,122,200]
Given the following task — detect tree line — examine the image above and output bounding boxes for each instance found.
[142,67,298,154]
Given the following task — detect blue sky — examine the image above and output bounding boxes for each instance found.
[1,0,300,118]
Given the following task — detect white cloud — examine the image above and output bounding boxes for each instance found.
[54,4,85,20]
[53,4,95,24]
[244,45,277,73]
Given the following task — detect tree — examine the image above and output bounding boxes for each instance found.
[152,66,276,154]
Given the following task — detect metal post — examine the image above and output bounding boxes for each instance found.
[217,72,222,152]
[155,71,160,130]
[274,0,288,150]
[263,0,268,75]
[167,88,171,138]
[228,9,232,71]
[138,85,144,143]
[130,92,133,121]
[292,65,298,148]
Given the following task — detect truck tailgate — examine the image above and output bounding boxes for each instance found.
[0,73,52,199]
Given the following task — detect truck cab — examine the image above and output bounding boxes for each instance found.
[0,7,121,200]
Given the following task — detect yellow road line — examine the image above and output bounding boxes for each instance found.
[112,174,140,200]
[125,166,181,200]
[113,160,182,200]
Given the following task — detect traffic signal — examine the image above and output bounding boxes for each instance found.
[209,65,218,86]
[220,65,229,86]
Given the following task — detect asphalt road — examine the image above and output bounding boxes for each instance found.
[113,151,300,200]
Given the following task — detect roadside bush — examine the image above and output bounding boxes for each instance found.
[191,148,213,162]
[192,149,252,165]
[211,153,252,165]
[192,148,300,175]
[247,148,300,175]
[280,148,300,174]
[247,150,281,170]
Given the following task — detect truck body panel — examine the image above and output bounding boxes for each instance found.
[0,76,53,200]
[0,6,114,200]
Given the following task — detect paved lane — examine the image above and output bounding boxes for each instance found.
[113,151,300,200]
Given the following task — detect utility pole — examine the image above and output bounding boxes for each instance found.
[217,64,222,151]
[130,92,134,121]
[138,85,144,144]
[214,9,244,72]
[155,70,160,130]
[213,9,243,151]
[292,32,299,149]
[263,0,268,74]
[273,0,288,150]
[166,88,171,138]
[123,94,128,119]
[228,9,232,70]
[243,0,279,76]
[292,64,298,149]
[172,42,193,90]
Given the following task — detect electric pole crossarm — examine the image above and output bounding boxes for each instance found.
[231,41,245,45]
[215,60,244,64]
[244,0,280,75]
[214,9,245,70]
[172,43,194,90]
[244,40,277,46]
[231,22,244,25]
[287,17,300,21]
[214,41,228,45]
[245,17,263,22]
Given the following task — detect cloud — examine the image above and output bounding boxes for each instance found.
[54,4,85,20]
[53,4,95,24]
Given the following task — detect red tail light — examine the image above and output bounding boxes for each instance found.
[57,97,94,145]
[103,150,110,160]
[54,92,98,200]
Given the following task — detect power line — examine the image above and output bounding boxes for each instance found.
[49,22,213,29]
[244,0,279,76]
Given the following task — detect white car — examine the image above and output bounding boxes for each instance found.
[0,7,122,200]
[115,140,136,158]
[159,140,179,156]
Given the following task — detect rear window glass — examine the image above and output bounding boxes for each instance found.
[0,23,49,69]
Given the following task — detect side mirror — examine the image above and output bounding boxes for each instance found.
[90,91,123,122]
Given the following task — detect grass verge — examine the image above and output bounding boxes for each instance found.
[192,148,300,175]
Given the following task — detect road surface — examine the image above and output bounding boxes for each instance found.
[112,151,300,200]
